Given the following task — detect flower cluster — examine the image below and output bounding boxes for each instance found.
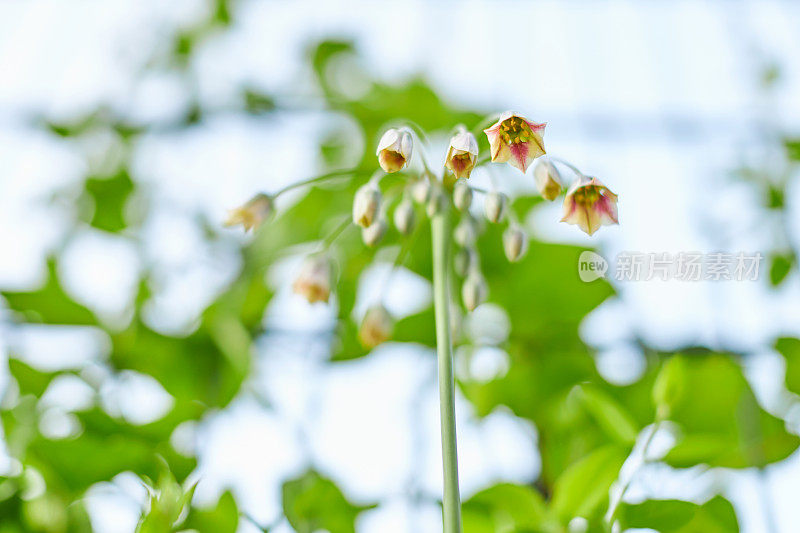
[226,112,618,349]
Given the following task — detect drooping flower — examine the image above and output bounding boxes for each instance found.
[560,176,619,236]
[411,176,431,204]
[484,191,508,223]
[453,180,473,211]
[376,128,413,173]
[353,184,382,227]
[224,193,273,232]
[445,130,479,180]
[358,305,394,348]
[393,199,416,235]
[483,112,546,173]
[292,255,332,304]
[362,216,388,247]
[462,271,488,312]
[533,158,563,201]
[503,225,529,262]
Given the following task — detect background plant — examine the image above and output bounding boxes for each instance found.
[1,2,799,533]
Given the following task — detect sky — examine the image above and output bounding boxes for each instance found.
[1,0,800,532]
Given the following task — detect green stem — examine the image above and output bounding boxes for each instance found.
[605,419,662,530]
[431,210,462,533]
[273,167,360,197]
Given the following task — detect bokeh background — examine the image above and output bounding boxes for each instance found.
[1,0,800,532]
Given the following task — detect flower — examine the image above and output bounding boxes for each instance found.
[445,130,479,180]
[358,305,394,348]
[362,216,388,247]
[292,255,332,304]
[393,199,416,235]
[411,177,431,204]
[462,271,487,311]
[454,216,477,247]
[484,191,508,223]
[353,184,382,227]
[533,158,563,201]
[503,225,529,262]
[560,176,619,235]
[483,112,546,173]
[376,128,413,173]
[453,180,473,211]
[224,193,273,232]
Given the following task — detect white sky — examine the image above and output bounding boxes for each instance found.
[1,0,800,532]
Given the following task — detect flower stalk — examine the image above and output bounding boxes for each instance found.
[431,209,462,533]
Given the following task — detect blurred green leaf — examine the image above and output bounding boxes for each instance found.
[282,470,374,533]
[577,384,639,444]
[551,444,629,523]
[619,496,738,533]
[8,358,61,398]
[184,491,239,533]
[2,258,97,325]
[663,353,800,468]
[82,169,135,233]
[462,483,551,533]
[775,337,800,395]
[768,252,793,286]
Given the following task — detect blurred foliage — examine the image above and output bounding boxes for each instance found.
[0,3,798,532]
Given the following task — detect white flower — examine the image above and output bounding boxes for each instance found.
[353,184,382,227]
[224,193,273,232]
[445,130,479,180]
[533,158,563,201]
[376,128,413,173]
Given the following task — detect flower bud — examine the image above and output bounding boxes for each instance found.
[561,176,619,236]
[376,128,413,173]
[393,199,416,235]
[224,193,273,232]
[533,158,563,201]
[362,216,388,247]
[483,111,546,173]
[484,191,508,223]
[454,247,477,277]
[453,217,477,247]
[411,178,431,204]
[462,271,488,312]
[445,130,479,180]
[453,180,473,212]
[503,225,529,262]
[353,184,382,228]
[358,305,394,348]
[292,255,332,304]
[427,187,448,217]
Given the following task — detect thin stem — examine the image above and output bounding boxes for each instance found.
[273,167,360,197]
[605,420,662,530]
[548,156,586,179]
[470,113,501,137]
[320,216,352,249]
[431,210,462,533]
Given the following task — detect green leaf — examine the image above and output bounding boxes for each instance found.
[652,355,687,417]
[663,353,800,468]
[8,358,60,398]
[82,169,136,233]
[619,496,738,533]
[282,470,375,533]
[775,337,800,395]
[184,491,239,533]
[2,258,97,325]
[551,445,630,523]
[462,483,550,533]
[576,385,639,444]
[768,252,793,286]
